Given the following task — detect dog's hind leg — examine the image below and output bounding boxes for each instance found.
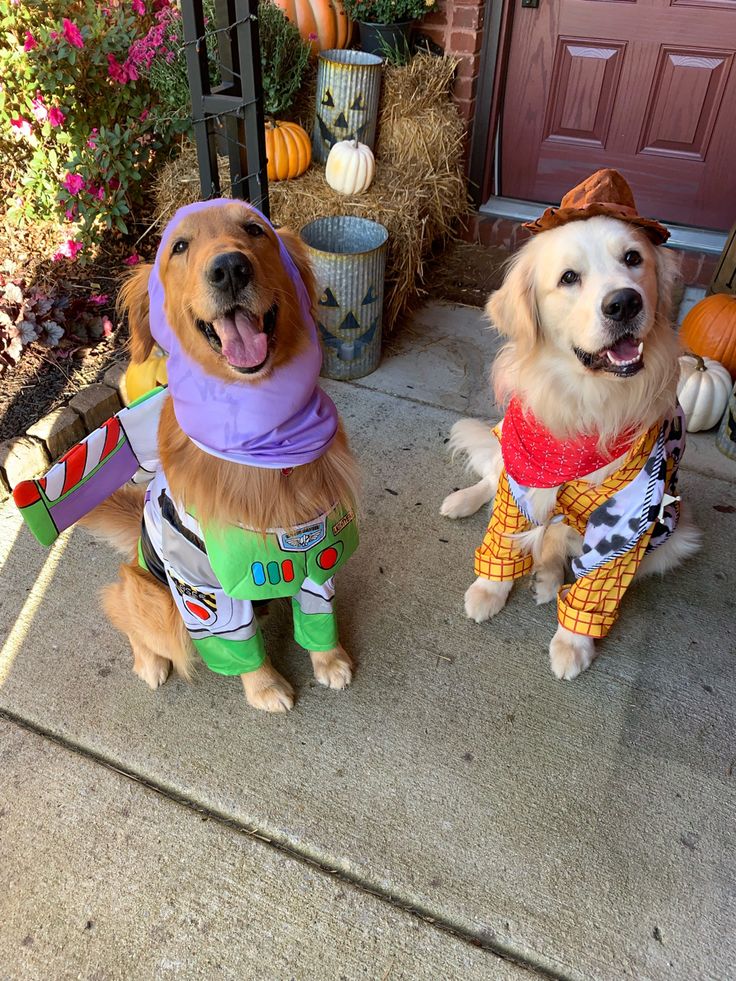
[635,504,701,579]
[102,562,193,688]
[532,523,582,605]
[441,477,496,519]
[549,625,597,681]
[464,577,513,622]
[441,418,502,518]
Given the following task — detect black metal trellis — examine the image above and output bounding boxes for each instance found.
[180,0,269,217]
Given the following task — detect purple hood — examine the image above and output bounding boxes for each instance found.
[148,199,338,469]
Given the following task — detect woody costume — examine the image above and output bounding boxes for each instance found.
[474,170,685,639]
[14,200,358,676]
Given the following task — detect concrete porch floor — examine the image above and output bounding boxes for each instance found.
[1,302,735,980]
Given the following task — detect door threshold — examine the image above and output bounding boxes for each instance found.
[480,197,727,255]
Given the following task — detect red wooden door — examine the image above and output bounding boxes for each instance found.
[500,0,736,230]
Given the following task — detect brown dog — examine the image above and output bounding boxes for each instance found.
[84,201,358,712]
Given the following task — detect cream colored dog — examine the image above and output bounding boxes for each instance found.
[442,215,700,680]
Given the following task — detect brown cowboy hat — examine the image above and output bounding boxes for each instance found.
[523,169,670,245]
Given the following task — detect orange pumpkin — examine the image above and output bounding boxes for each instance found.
[680,293,736,380]
[272,0,351,54]
[265,120,312,181]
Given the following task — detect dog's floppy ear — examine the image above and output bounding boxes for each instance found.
[277,226,318,309]
[486,246,538,352]
[118,263,154,363]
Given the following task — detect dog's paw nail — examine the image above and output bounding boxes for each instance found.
[311,647,353,690]
[532,576,561,606]
[134,658,171,690]
[316,661,353,690]
[549,634,596,681]
[249,683,295,713]
[464,581,508,622]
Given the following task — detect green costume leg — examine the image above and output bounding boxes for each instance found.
[292,583,339,652]
[193,631,267,676]
[139,539,267,676]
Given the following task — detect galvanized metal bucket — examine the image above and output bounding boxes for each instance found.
[716,380,736,460]
[301,216,389,380]
[313,49,383,163]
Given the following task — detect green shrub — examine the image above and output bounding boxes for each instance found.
[146,0,311,125]
[258,1,311,118]
[341,0,436,25]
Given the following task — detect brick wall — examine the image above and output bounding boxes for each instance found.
[420,0,486,128]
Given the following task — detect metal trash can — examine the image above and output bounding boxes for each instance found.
[716,380,736,460]
[301,216,389,380]
[313,49,383,163]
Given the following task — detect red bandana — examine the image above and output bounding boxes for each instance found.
[500,397,636,488]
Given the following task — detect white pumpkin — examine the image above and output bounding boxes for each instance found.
[325,139,375,195]
[677,352,731,432]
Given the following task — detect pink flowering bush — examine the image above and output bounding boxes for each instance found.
[0,0,185,258]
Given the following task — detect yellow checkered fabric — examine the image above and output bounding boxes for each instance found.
[556,536,650,637]
[475,421,671,638]
[474,470,535,581]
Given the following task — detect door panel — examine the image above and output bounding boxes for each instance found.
[499,0,736,229]
[544,39,627,146]
[638,48,733,160]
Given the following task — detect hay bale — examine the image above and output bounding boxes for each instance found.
[153,54,469,331]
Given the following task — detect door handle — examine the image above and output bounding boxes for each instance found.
[521,0,540,7]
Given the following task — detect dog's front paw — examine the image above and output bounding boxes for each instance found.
[549,627,596,680]
[133,652,171,690]
[532,568,563,606]
[310,646,353,690]
[241,663,295,713]
[464,578,512,623]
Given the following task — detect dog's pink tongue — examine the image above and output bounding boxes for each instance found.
[211,310,267,368]
[606,336,641,364]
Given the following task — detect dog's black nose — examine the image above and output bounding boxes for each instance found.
[601,289,642,323]
[207,251,253,295]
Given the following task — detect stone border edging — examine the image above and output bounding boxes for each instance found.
[0,361,130,503]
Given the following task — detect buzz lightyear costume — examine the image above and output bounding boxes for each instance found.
[138,466,357,674]
[13,200,358,676]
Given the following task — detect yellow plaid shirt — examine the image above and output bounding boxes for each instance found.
[475,421,673,638]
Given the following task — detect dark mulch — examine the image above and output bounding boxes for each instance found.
[0,213,160,444]
[424,240,508,307]
[0,333,130,444]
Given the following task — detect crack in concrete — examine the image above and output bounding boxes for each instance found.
[0,706,572,981]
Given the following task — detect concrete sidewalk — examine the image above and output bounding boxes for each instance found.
[1,302,735,980]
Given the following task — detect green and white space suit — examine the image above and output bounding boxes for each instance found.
[139,469,358,675]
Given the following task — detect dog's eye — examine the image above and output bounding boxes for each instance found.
[560,270,580,286]
[244,222,265,238]
[624,250,642,267]
[171,239,189,256]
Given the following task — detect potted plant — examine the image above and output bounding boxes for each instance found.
[259,1,313,180]
[143,0,313,181]
[341,0,436,57]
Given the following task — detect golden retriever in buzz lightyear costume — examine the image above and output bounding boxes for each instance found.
[14,199,360,713]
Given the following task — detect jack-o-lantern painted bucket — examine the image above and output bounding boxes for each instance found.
[301,216,389,380]
[716,380,736,460]
[313,49,382,163]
